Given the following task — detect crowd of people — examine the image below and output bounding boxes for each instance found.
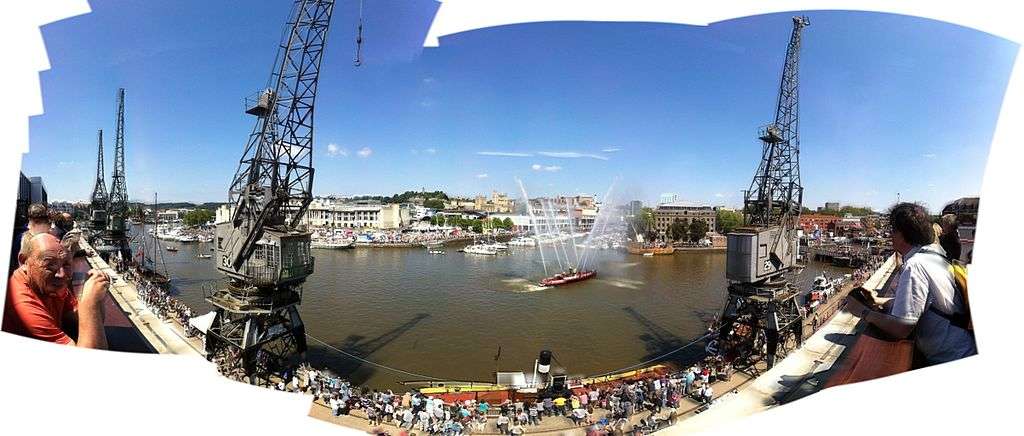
[313,228,518,248]
[850,254,887,287]
[272,356,739,436]
[109,255,201,337]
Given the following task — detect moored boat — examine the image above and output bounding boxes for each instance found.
[508,236,536,247]
[311,238,356,249]
[807,274,838,308]
[462,244,497,255]
[627,242,675,255]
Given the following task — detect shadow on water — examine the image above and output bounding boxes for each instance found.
[622,306,706,369]
[305,313,431,386]
[692,309,720,326]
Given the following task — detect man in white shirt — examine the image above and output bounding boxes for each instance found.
[329,396,343,416]
[847,203,976,366]
[702,384,714,405]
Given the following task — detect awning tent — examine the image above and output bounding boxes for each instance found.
[188,311,217,334]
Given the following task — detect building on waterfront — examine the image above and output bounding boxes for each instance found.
[157,210,183,223]
[835,217,865,235]
[48,201,75,215]
[651,202,715,237]
[488,213,573,233]
[798,214,842,235]
[409,204,435,221]
[302,197,412,229]
[522,195,599,231]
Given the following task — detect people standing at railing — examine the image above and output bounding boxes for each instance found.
[846,202,976,366]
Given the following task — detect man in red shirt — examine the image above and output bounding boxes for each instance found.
[3,233,109,348]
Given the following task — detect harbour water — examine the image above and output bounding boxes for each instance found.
[138,226,846,389]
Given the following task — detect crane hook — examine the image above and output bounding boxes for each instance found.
[354,23,363,66]
[354,0,364,67]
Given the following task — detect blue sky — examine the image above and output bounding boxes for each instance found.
[23,1,1018,212]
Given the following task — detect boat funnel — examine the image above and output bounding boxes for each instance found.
[538,350,552,374]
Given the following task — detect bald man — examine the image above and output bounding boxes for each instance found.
[3,233,109,348]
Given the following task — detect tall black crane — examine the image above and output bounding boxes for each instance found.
[104,88,131,260]
[89,129,109,237]
[714,16,810,370]
[205,0,336,383]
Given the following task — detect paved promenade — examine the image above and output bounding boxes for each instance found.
[663,255,897,434]
[81,239,205,356]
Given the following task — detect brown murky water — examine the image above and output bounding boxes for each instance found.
[142,227,844,389]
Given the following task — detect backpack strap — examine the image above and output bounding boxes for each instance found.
[918,250,972,331]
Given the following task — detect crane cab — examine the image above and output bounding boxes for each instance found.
[215,223,314,289]
[726,225,799,284]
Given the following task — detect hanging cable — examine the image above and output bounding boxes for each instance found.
[306,333,444,381]
[354,0,364,66]
[584,332,715,379]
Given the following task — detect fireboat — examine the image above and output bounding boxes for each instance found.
[538,268,597,287]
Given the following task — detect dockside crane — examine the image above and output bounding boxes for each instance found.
[101,88,132,261]
[205,0,337,383]
[89,129,108,239]
[713,16,810,369]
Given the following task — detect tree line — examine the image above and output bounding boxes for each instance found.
[429,215,514,233]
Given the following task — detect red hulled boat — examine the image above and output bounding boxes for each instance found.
[539,269,596,287]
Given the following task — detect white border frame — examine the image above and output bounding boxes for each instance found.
[2,1,1020,435]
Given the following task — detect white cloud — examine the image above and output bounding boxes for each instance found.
[477,151,533,157]
[357,147,373,158]
[424,148,437,154]
[714,193,725,198]
[922,153,936,159]
[422,77,435,84]
[58,161,77,167]
[538,151,608,161]
[327,143,348,158]
[601,147,623,153]
[419,99,434,107]
[476,173,489,179]
[531,164,562,172]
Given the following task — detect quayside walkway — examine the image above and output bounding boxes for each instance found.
[662,254,897,434]
[81,239,204,356]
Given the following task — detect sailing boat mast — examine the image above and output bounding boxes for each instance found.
[148,192,169,280]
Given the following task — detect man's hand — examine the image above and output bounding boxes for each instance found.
[80,269,110,309]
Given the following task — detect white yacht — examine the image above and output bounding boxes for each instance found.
[463,244,498,255]
[508,237,536,247]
